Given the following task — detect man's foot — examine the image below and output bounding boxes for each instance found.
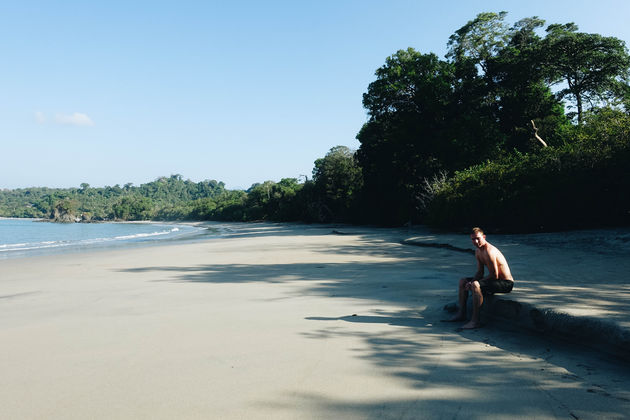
[460,320,481,329]
[441,314,466,322]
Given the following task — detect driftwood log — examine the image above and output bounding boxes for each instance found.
[530,120,548,147]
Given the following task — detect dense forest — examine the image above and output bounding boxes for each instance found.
[2,12,630,232]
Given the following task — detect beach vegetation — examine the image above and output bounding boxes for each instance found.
[1,12,629,232]
[353,11,629,229]
[424,107,630,231]
[311,146,363,222]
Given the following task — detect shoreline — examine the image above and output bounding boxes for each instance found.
[0,219,219,261]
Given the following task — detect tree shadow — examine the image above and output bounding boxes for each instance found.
[297,309,630,418]
[116,226,630,417]
[212,221,390,240]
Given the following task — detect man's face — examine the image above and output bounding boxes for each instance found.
[471,232,486,248]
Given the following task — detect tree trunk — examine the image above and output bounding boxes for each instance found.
[576,92,583,125]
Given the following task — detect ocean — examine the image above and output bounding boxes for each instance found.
[0,218,214,259]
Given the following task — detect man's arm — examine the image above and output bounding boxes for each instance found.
[472,253,484,281]
[464,255,485,291]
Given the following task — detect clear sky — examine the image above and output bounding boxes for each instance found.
[2,0,629,190]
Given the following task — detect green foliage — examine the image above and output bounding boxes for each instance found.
[541,23,630,123]
[490,17,570,151]
[113,196,155,220]
[355,11,629,227]
[51,198,79,222]
[311,146,363,222]
[446,11,510,74]
[211,190,248,221]
[245,178,306,221]
[357,48,458,224]
[0,176,227,221]
[425,108,630,231]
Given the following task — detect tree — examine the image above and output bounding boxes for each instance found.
[312,146,363,221]
[244,179,305,221]
[51,198,78,221]
[541,23,630,124]
[445,12,539,159]
[446,11,510,76]
[112,196,154,220]
[357,48,456,224]
[362,48,454,119]
[489,17,569,150]
[211,190,247,221]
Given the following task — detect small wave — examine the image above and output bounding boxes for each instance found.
[0,241,71,252]
[0,229,180,253]
[113,230,173,241]
[0,221,206,258]
[0,243,29,249]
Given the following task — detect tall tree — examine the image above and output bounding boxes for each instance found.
[446,12,570,152]
[312,146,362,221]
[446,11,510,76]
[489,17,568,150]
[357,48,455,224]
[541,23,630,124]
[446,12,516,157]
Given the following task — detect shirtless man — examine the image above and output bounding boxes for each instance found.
[447,227,514,329]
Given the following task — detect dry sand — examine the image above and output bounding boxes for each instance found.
[1,223,629,419]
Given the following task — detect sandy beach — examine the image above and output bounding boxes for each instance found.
[2,223,629,419]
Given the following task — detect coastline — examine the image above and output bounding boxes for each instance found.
[2,223,629,418]
[0,219,218,260]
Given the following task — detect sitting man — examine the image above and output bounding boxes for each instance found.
[447,227,514,329]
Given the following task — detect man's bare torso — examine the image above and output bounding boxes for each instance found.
[477,242,513,281]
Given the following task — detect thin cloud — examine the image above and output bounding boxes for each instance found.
[55,112,94,126]
[35,111,47,124]
[35,111,95,126]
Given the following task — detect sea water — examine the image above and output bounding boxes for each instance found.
[0,218,213,259]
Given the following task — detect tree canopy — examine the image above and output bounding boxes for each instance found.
[2,12,629,232]
[541,23,630,123]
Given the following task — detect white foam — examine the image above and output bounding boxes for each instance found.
[0,223,201,255]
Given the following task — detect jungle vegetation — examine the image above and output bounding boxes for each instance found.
[2,12,629,232]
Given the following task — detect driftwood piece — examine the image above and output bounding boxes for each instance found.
[530,120,548,147]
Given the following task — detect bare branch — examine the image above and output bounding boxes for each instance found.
[530,120,548,147]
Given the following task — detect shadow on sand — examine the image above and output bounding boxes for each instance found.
[117,226,630,418]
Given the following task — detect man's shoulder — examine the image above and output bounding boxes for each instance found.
[482,243,501,259]
[485,242,499,253]
[486,243,508,260]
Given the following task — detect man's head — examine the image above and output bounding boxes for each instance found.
[470,227,486,248]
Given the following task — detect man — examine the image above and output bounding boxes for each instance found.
[447,227,514,329]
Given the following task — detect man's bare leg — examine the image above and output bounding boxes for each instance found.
[446,278,469,321]
[461,281,483,329]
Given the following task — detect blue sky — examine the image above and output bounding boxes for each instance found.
[1,0,629,189]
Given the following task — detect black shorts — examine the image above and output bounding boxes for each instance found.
[466,277,514,294]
